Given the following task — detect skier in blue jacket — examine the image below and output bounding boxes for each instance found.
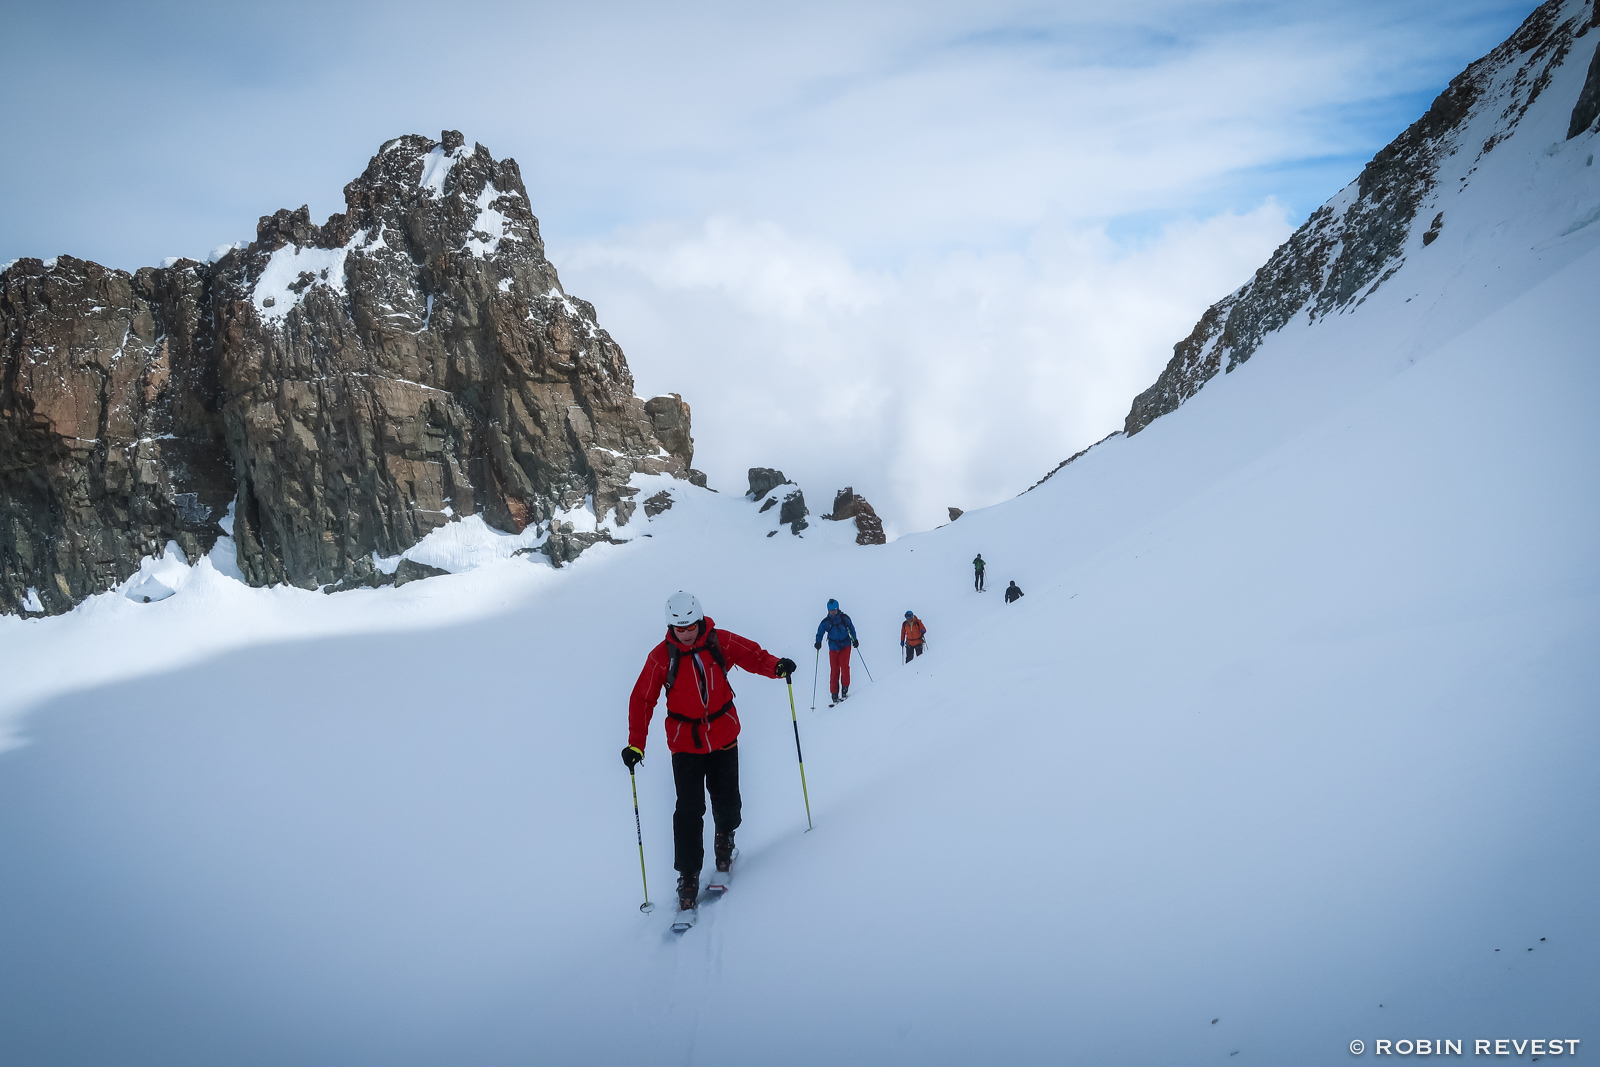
[813,599,859,703]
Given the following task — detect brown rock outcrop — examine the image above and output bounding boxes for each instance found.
[829,488,885,545]
[1,132,703,614]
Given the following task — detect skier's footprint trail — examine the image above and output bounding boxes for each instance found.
[664,895,721,1067]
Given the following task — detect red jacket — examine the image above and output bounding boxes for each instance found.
[628,618,781,754]
[901,616,927,646]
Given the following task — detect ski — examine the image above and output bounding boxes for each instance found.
[705,850,738,896]
[670,906,698,933]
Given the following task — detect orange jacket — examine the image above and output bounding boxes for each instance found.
[900,616,927,646]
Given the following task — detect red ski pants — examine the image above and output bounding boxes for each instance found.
[828,647,851,695]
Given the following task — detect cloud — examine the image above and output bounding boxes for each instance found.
[571,219,885,321]
[558,202,1292,533]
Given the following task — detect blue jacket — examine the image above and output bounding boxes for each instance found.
[815,612,858,651]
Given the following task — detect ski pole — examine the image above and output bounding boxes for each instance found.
[785,677,814,831]
[629,767,655,913]
[810,647,820,711]
[854,646,875,683]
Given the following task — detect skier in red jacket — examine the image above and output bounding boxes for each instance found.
[623,592,796,912]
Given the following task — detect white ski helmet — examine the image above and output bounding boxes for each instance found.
[665,591,704,628]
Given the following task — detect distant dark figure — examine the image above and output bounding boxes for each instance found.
[1004,581,1023,604]
[973,553,986,592]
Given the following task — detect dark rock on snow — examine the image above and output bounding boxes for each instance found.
[947,507,963,522]
[829,487,885,546]
[744,468,810,535]
[322,557,452,594]
[1421,212,1445,246]
[746,467,790,500]
[779,489,809,534]
[1,132,706,614]
[642,490,674,518]
[543,524,619,568]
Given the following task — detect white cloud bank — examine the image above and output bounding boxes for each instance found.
[561,203,1292,532]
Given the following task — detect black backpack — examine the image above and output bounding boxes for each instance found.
[664,629,730,694]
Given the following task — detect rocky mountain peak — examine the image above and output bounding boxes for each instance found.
[0,131,705,615]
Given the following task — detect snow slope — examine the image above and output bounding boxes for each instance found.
[1,14,1597,1063]
[0,231,1595,1064]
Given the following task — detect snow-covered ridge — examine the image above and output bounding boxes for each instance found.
[1121,0,1600,438]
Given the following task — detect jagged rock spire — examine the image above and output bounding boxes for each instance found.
[0,131,704,614]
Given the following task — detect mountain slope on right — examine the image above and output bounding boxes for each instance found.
[1119,0,1600,438]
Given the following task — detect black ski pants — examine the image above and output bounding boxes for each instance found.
[904,642,924,663]
[671,745,741,874]
[974,570,985,591]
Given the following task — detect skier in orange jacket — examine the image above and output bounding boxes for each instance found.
[900,611,927,663]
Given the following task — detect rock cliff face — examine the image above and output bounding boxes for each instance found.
[1124,0,1597,436]
[1,131,702,615]
[0,256,234,614]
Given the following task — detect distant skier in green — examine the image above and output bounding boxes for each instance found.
[973,553,986,592]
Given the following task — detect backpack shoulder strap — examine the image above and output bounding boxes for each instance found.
[665,633,729,693]
[705,630,730,675]
[664,643,682,692]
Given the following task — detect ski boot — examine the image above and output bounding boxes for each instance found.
[677,871,700,911]
[714,831,736,873]
[839,685,849,701]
